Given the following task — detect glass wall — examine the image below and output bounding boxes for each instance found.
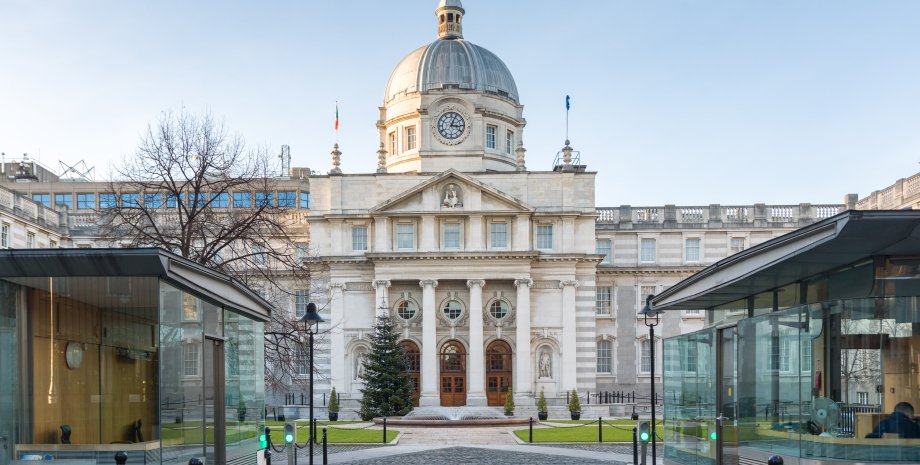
[665,296,920,464]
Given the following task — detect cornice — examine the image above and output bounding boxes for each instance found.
[365,251,539,261]
[383,111,423,128]
[595,265,703,276]
[476,109,526,127]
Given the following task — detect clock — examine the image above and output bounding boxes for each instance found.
[65,342,84,369]
[437,111,466,140]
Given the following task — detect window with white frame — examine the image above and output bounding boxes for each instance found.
[389,132,397,155]
[405,126,417,151]
[296,242,309,261]
[856,391,869,405]
[801,339,812,372]
[49,240,57,249]
[296,344,309,377]
[640,285,656,310]
[26,232,35,249]
[596,239,612,264]
[779,338,791,371]
[595,287,612,315]
[486,125,496,149]
[397,223,415,249]
[1,223,9,248]
[294,289,309,318]
[730,237,745,254]
[352,226,368,251]
[183,342,200,377]
[685,238,701,262]
[443,222,461,249]
[253,244,267,266]
[684,309,702,316]
[685,345,698,372]
[505,130,514,154]
[640,340,651,373]
[536,224,553,249]
[490,222,507,248]
[596,339,612,373]
[640,238,656,263]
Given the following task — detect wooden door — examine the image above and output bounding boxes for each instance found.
[440,341,466,406]
[399,340,421,406]
[486,340,513,406]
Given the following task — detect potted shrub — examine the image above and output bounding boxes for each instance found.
[237,400,247,423]
[328,387,340,421]
[503,387,515,416]
[536,387,548,421]
[568,389,581,420]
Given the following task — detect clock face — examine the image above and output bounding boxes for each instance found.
[437,111,466,140]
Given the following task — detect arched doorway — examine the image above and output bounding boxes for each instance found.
[486,340,513,406]
[439,340,466,406]
[399,340,421,406]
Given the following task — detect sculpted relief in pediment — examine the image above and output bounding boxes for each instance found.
[441,183,463,209]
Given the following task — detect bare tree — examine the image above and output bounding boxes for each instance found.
[99,109,327,391]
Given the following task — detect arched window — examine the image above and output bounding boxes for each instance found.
[596,340,612,373]
[440,340,466,372]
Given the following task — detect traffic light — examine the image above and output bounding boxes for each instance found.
[709,430,718,441]
[637,420,651,443]
[283,422,296,444]
[259,426,269,449]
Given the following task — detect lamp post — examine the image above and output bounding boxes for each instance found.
[300,302,324,465]
[641,295,662,465]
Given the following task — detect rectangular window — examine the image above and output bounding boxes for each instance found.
[640,285,656,309]
[506,130,514,154]
[596,340,612,373]
[31,194,50,207]
[486,125,496,149]
[300,192,310,209]
[296,344,309,377]
[685,346,698,372]
[296,242,309,261]
[443,223,460,249]
[684,309,702,315]
[253,244,267,266]
[397,223,415,249]
[277,191,296,207]
[596,239,612,264]
[54,194,73,210]
[144,193,163,208]
[779,339,791,372]
[595,287,611,315]
[294,289,309,319]
[856,392,869,405]
[26,232,34,248]
[801,339,813,372]
[730,237,745,254]
[255,191,274,207]
[640,238,656,263]
[99,193,117,209]
[233,192,252,208]
[536,224,553,249]
[121,193,140,208]
[189,192,207,208]
[490,222,507,248]
[352,226,368,251]
[182,293,200,321]
[1,223,10,248]
[183,343,200,377]
[49,240,57,249]
[640,340,651,373]
[76,193,95,209]
[389,132,397,155]
[685,238,701,262]
[211,192,229,208]
[405,126,417,151]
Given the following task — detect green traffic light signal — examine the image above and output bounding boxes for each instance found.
[710,431,718,440]
[637,420,651,443]
[639,431,650,441]
[283,423,296,444]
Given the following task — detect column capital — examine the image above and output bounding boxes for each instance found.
[514,278,533,288]
[466,279,485,289]
[559,279,579,289]
[372,280,391,290]
[419,279,439,289]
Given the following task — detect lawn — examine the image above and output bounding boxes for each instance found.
[515,420,663,443]
[265,421,397,444]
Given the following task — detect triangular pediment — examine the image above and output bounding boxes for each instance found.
[369,169,534,214]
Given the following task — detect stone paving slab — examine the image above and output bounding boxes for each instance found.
[330,445,629,464]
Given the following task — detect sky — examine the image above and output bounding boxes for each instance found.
[2,0,919,206]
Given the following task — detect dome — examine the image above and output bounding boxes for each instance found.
[384,39,519,104]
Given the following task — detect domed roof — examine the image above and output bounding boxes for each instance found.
[384,38,519,104]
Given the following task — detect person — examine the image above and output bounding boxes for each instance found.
[866,402,920,439]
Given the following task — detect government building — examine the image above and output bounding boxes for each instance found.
[1,0,850,420]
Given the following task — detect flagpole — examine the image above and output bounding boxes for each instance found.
[335,101,339,144]
[565,95,570,141]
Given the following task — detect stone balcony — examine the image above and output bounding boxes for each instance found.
[0,184,65,231]
[856,171,920,210]
[596,203,843,230]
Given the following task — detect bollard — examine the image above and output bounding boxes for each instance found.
[632,428,638,465]
[114,451,127,465]
[598,417,603,443]
[189,459,203,465]
[383,418,387,443]
[264,449,271,465]
[322,427,328,465]
[313,418,319,445]
[767,456,784,465]
[529,417,533,443]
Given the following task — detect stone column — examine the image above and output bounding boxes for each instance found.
[514,278,533,397]
[560,279,579,391]
[419,279,439,406]
[329,282,347,395]
[466,279,486,405]
[372,280,391,317]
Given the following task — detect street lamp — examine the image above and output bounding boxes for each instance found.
[300,302,324,465]
[641,295,663,465]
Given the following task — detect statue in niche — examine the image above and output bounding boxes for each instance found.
[354,352,366,380]
[442,184,462,208]
[538,349,552,378]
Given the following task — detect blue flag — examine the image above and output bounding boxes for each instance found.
[566,95,571,111]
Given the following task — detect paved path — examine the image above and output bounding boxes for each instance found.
[394,425,520,445]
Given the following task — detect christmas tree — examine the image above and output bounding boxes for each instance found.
[357,315,415,420]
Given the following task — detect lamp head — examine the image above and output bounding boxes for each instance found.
[300,302,324,331]
[642,295,662,327]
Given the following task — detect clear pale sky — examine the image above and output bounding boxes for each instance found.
[2,0,919,206]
